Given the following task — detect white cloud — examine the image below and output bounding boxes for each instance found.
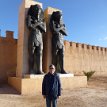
[99,37,107,41]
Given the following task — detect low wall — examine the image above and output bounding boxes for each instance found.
[8,75,87,95]
[8,77,21,93]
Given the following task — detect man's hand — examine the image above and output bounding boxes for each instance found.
[43,95,46,99]
[57,96,60,99]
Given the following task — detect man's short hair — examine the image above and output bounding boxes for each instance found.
[49,64,55,68]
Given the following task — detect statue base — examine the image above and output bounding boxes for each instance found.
[24,73,74,78]
[8,74,87,95]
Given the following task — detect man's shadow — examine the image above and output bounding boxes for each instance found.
[0,84,20,95]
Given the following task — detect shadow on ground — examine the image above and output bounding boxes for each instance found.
[0,84,20,94]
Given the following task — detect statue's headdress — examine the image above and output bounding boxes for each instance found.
[28,4,44,20]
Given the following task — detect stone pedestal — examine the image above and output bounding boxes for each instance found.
[8,75,87,95]
[16,0,42,77]
[24,73,74,78]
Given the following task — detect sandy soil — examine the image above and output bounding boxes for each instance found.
[0,76,107,107]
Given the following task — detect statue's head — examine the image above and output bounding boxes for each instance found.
[51,11,62,22]
[28,4,43,20]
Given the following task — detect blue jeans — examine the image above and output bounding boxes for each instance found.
[46,97,57,107]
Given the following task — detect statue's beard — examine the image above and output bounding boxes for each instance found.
[35,11,41,20]
[35,14,40,21]
[37,15,40,21]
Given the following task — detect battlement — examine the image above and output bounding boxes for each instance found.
[6,31,14,39]
[0,31,17,44]
[64,40,107,52]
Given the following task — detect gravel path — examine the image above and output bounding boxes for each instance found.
[0,76,107,107]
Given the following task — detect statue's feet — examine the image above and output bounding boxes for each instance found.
[37,71,44,74]
[61,70,67,74]
[30,70,35,74]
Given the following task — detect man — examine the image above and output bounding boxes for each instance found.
[42,64,61,107]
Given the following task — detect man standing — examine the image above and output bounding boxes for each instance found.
[42,64,61,107]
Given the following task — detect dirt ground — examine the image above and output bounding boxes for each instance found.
[0,76,107,107]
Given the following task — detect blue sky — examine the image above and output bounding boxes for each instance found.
[0,0,107,47]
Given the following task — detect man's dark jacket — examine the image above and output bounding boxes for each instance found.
[42,72,61,99]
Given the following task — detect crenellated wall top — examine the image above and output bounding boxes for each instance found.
[0,31,17,44]
[64,40,107,52]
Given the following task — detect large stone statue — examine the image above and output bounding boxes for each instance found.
[26,4,46,74]
[50,11,67,74]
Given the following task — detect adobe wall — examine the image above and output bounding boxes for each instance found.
[64,41,107,76]
[0,31,17,83]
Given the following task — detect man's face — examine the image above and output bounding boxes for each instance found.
[49,65,55,74]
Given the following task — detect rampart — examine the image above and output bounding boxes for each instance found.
[0,31,17,83]
[64,41,107,76]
